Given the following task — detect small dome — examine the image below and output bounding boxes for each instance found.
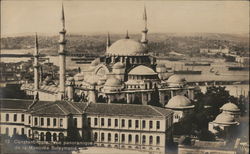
[113,62,125,69]
[85,75,98,85]
[104,77,122,87]
[129,65,157,75]
[220,103,240,112]
[214,113,238,125]
[74,73,84,81]
[165,95,194,109]
[107,39,146,55]
[67,77,74,81]
[91,59,100,66]
[157,63,166,68]
[167,75,186,83]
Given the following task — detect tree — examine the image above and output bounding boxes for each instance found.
[148,85,162,107]
[198,129,216,141]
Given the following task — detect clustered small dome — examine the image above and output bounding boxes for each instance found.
[104,77,122,87]
[220,102,240,112]
[113,62,125,69]
[107,39,146,55]
[129,65,157,75]
[214,112,238,125]
[165,95,194,109]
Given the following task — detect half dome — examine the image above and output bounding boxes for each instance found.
[167,75,186,83]
[107,39,146,55]
[165,95,194,109]
[129,65,157,75]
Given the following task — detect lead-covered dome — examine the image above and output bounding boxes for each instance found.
[129,65,157,75]
[167,75,186,87]
[104,77,122,87]
[107,39,146,55]
[214,113,238,125]
[220,102,240,112]
[165,95,194,109]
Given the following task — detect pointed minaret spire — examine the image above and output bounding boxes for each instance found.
[125,30,129,39]
[34,33,39,100]
[106,32,111,52]
[58,3,67,100]
[61,3,65,30]
[141,5,148,47]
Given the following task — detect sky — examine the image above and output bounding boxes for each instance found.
[1,0,249,36]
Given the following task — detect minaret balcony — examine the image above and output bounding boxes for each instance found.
[59,29,66,34]
[59,40,67,44]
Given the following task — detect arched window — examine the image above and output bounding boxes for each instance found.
[21,128,24,135]
[13,128,17,135]
[45,132,51,141]
[94,132,98,141]
[108,133,111,142]
[135,135,139,143]
[13,114,17,122]
[101,133,105,141]
[121,119,125,127]
[59,133,64,142]
[53,133,57,141]
[115,133,118,142]
[149,136,153,144]
[156,136,160,144]
[121,134,125,142]
[5,128,9,135]
[40,132,44,141]
[128,134,132,143]
[142,135,146,144]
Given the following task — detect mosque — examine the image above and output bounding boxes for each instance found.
[21,5,195,107]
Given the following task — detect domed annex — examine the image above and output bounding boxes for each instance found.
[220,102,240,112]
[112,62,125,69]
[107,39,146,56]
[214,113,238,125]
[104,77,122,87]
[165,95,194,109]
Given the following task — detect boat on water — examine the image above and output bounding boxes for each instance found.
[75,61,92,64]
[71,57,95,61]
[174,70,202,75]
[185,62,211,66]
[215,71,220,75]
[228,66,249,71]
[210,67,215,73]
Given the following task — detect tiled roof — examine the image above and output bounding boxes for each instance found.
[0,99,34,110]
[73,102,173,117]
[31,101,82,116]
[21,83,59,94]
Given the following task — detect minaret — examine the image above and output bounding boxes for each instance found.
[141,6,148,47]
[58,3,67,100]
[34,33,39,100]
[106,32,111,52]
[125,30,130,39]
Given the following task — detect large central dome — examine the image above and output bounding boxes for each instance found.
[107,39,146,55]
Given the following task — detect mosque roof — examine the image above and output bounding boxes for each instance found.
[167,75,186,83]
[165,95,194,109]
[214,112,238,125]
[104,77,122,87]
[220,102,240,112]
[107,39,146,55]
[112,62,125,69]
[128,65,157,75]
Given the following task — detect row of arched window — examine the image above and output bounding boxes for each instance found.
[4,114,25,122]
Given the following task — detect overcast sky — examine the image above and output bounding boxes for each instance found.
[1,0,249,36]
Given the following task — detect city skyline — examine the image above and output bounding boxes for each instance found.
[1,0,249,36]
